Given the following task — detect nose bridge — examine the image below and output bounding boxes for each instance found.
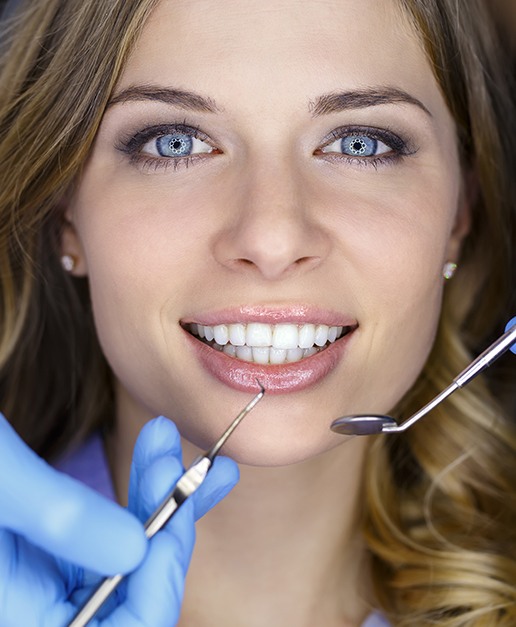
[246,157,300,227]
[213,156,330,280]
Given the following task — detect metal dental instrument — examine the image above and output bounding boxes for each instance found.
[68,382,265,627]
[331,320,516,437]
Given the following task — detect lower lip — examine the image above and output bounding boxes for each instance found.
[183,330,356,394]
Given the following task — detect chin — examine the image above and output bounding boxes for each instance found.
[183,417,358,468]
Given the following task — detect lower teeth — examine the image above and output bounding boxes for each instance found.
[207,341,324,364]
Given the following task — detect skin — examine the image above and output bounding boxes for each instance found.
[63,0,471,624]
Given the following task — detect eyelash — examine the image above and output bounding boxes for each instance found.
[317,125,414,168]
[116,122,413,172]
[117,122,215,172]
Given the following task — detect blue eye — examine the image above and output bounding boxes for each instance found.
[140,130,214,159]
[156,133,193,157]
[320,131,392,159]
[341,135,377,156]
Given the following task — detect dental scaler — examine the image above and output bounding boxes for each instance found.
[69,382,265,627]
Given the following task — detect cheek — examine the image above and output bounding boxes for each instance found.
[69,171,213,392]
[314,167,460,404]
[73,164,213,291]
[320,177,457,309]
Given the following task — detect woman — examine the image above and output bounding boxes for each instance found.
[1,0,515,625]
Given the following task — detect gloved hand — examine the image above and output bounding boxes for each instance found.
[0,413,239,627]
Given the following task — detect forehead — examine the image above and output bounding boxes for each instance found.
[116,0,445,121]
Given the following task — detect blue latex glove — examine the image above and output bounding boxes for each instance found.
[506,317,516,354]
[0,413,239,626]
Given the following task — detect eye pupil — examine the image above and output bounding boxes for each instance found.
[341,135,377,157]
[156,133,193,157]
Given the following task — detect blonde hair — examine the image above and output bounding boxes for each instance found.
[364,1,516,624]
[1,0,515,624]
[0,0,160,455]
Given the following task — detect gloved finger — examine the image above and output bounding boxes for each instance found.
[0,414,146,576]
[128,417,183,516]
[103,501,196,627]
[191,456,239,519]
[506,317,516,354]
[70,455,202,626]
[136,454,239,524]
[131,455,184,523]
[66,568,126,623]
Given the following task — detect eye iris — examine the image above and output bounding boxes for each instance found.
[341,136,377,157]
[156,133,193,157]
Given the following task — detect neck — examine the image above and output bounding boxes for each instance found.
[179,437,372,627]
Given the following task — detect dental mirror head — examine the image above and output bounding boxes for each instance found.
[331,319,516,437]
[331,415,397,436]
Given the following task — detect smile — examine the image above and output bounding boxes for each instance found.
[184,322,353,365]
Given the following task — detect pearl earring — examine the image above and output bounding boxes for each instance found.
[442,261,457,280]
[60,254,77,272]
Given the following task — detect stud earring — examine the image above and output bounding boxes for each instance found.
[60,254,77,272]
[442,261,457,280]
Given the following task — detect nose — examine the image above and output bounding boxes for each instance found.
[212,161,331,281]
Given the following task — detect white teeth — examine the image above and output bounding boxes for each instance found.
[188,321,350,364]
[252,347,270,365]
[229,323,246,346]
[270,347,287,364]
[298,324,315,349]
[286,347,303,362]
[246,323,272,347]
[328,326,338,343]
[213,324,229,345]
[314,324,329,347]
[272,324,299,349]
[236,345,253,361]
[223,343,237,357]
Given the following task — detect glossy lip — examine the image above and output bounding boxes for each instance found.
[181,304,356,327]
[181,306,358,394]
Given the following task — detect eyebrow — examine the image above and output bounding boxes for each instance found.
[107,85,220,113]
[309,87,431,117]
[107,84,430,119]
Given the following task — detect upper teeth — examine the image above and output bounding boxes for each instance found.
[189,322,345,350]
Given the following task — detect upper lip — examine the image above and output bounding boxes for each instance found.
[180,305,357,327]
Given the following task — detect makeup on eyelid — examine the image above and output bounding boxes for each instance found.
[115,119,416,172]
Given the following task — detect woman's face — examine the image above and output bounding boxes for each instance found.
[66,0,469,465]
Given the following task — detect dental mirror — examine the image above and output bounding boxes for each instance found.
[331,318,516,437]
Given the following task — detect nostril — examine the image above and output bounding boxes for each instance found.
[295,256,320,266]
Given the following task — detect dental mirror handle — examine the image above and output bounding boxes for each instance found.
[454,319,516,387]
[384,320,516,433]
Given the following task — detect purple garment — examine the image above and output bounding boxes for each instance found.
[54,433,390,627]
[53,432,116,501]
[362,613,391,627]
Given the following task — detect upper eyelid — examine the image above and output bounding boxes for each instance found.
[119,122,212,152]
[320,125,409,152]
[117,121,414,158]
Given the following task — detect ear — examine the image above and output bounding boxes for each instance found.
[60,209,88,276]
[445,169,475,262]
